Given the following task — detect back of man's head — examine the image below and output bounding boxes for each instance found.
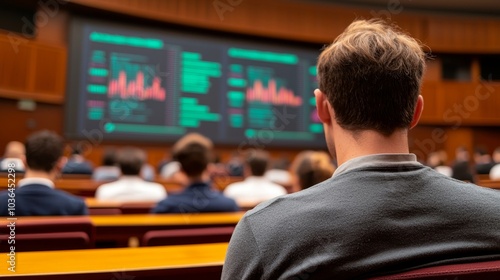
[317,19,426,136]
[102,148,117,166]
[117,147,145,176]
[173,133,213,178]
[245,150,270,177]
[25,130,64,173]
[70,144,84,156]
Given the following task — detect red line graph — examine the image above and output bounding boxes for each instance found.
[246,79,302,106]
[108,71,166,101]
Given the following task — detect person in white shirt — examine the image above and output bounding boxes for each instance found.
[92,148,121,181]
[95,147,166,202]
[0,141,25,172]
[489,147,500,180]
[224,149,286,206]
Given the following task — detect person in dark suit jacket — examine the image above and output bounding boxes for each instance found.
[152,133,239,214]
[61,144,93,175]
[0,130,88,216]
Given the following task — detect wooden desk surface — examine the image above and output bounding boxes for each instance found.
[89,212,245,226]
[0,212,245,226]
[0,243,228,279]
[85,198,257,212]
[85,198,123,208]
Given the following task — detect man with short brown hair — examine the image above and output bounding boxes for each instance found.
[222,19,500,279]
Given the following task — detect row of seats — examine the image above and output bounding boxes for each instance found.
[0,216,235,252]
[2,216,500,279]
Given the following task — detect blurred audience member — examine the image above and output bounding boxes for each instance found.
[451,147,474,182]
[489,147,500,179]
[62,144,93,175]
[427,150,452,177]
[95,147,166,202]
[0,131,88,216]
[290,151,335,191]
[474,147,495,175]
[160,160,181,178]
[140,153,156,182]
[92,148,120,181]
[211,154,229,177]
[0,141,25,172]
[493,147,500,164]
[227,151,244,177]
[152,133,238,213]
[224,150,287,205]
[264,156,292,187]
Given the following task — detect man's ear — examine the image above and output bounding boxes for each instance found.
[21,154,27,167]
[409,95,424,129]
[314,89,332,124]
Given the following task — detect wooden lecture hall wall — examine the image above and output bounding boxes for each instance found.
[0,0,499,166]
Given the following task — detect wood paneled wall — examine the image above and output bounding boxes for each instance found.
[0,0,499,166]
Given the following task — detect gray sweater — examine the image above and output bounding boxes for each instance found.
[222,155,500,280]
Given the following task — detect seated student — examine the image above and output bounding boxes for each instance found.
[62,144,93,175]
[0,141,25,172]
[226,151,244,177]
[490,147,500,179]
[264,156,292,187]
[474,147,495,175]
[451,147,475,182]
[140,155,156,182]
[0,131,88,216]
[289,150,335,191]
[426,150,452,177]
[95,147,166,202]
[92,148,121,181]
[222,19,500,280]
[224,150,287,205]
[152,133,239,214]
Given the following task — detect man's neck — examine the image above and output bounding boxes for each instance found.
[334,129,410,167]
[23,169,56,182]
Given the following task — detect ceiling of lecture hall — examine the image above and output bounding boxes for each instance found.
[308,0,500,17]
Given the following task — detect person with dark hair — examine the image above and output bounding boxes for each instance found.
[451,146,475,182]
[222,19,500,280]
[474,147,495,175]
[224,150,286,205]
[152,133,238,213]
[0,130,88,216]
[95,147,166,202]
[226,151,244,177]
[490,147,500,179]
[92,148,121,181]
[61,144,93,175]
[289,150,335,191]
